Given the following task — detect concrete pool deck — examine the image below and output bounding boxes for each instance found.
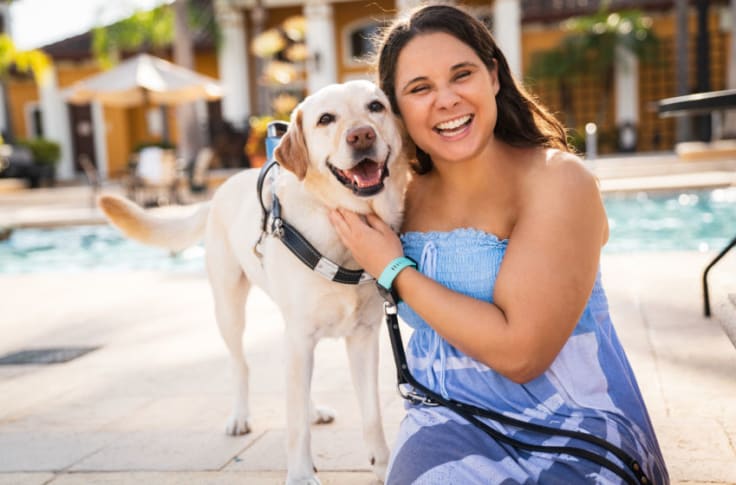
[1,155,736,484]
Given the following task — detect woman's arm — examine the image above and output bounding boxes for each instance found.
[330,155,607,383]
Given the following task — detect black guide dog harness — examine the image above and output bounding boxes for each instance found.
[254,121,373,286]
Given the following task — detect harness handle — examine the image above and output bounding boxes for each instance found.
[257,121,289,232]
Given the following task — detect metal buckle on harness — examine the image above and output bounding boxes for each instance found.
[270,217,284,238]
[398,384,439,406]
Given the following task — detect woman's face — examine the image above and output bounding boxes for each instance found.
[394,32,500,167]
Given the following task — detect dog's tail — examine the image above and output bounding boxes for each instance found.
[97,195,210,252]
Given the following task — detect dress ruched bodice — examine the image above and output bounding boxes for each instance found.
[386,228,668,485]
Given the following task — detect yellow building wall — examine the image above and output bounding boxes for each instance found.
[5,3,733,174]
[519,8,731,154]
[6,79,36,140]
[333,0,395,82]
[7,51,221,179]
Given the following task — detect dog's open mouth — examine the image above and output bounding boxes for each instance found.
[327,157,390,197]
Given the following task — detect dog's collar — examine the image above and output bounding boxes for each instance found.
[256,155,374,286]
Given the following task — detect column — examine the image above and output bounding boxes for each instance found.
[1,3,14,138]
[724,0,736,136]
[675,0,691,142]
[493,0,522,79]
[304,1,337,93]
[38,67,74,181]
[694,0,711,141]
[215,0,251,130]
[614,46,639,152]
[91,101,108,180]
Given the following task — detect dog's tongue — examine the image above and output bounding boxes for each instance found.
[347,161,382,188]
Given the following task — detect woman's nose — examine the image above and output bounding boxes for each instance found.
[435,86,461,109]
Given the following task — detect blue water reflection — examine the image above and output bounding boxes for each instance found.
[1,187,735,273]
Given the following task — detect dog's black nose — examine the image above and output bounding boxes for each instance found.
[346,126,376,151]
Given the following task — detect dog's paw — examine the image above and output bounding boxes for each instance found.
[225,414,251,436]
[370,448,389,482]
[310,406,335,425]
[285,473,322,485]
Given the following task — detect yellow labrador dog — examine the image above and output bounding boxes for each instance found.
[98,80,409,484]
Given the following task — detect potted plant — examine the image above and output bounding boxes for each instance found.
[17,138,61,188]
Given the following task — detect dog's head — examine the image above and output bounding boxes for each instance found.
[274,80,408,210]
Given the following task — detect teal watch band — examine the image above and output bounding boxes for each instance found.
[377,256,417,290]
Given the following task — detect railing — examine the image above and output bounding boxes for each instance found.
[656,89,736,317]
[521,0,684,23]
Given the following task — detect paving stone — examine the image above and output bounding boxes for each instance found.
[224,428,377,473]
[0,431,114,472]
[69,430,252,472]
[0,473,54,485]
[2,226,736,482]
[46,471,378,484]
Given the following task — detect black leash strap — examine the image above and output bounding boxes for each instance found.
[383,302,652,485]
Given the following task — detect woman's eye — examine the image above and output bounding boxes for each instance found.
[368,100,385,113]
[454,70,471,81]
[317,113,335,126]
[409,85,428,94]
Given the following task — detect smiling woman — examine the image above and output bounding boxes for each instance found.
[328,4,670,484]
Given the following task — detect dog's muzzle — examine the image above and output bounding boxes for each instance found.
[327,149,391,197]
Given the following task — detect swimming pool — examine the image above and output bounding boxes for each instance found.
[0,224,205,274]
[1,187,735,274]
[604,187,736,252]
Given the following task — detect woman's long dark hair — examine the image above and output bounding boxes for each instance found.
[376,4,570,174]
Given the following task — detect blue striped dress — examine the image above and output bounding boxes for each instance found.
[386,228,669,484]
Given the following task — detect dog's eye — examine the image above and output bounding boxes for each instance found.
[368,101,385,113]
[317,113,335,126]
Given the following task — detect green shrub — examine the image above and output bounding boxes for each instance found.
[17,138,61,165]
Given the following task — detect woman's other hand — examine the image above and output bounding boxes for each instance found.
[329,208,404,277]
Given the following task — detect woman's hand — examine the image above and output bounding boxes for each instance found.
[329,209,404,277]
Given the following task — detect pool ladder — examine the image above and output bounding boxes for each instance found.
[703,235,736,316]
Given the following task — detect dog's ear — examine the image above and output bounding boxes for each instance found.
[274,109,308,180]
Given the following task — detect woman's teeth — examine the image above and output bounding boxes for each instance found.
[435,115,472,136]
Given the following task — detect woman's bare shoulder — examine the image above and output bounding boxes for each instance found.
[514,148,608,245]
[525,149,599,198]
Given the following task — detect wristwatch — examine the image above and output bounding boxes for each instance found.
[376,256,417,305]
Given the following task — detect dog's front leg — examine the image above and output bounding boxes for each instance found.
[345,325,390,482]
[285,332,321,485]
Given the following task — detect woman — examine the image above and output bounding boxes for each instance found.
[330,4,668,484]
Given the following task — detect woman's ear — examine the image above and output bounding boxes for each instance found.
[489,59,500,96]
[274,109,309,180]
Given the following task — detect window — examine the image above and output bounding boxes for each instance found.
[343,19,382,67]
[24,102,43,138]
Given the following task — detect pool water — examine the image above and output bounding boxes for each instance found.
[604,187,736,253]
[0,224,205,274]
[1,187,735,274]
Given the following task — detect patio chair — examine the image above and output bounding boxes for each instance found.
[185,146,218,202]
[126,146,181,206]
[78,155,101,209]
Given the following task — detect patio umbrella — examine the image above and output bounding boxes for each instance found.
[65,53,223,107]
